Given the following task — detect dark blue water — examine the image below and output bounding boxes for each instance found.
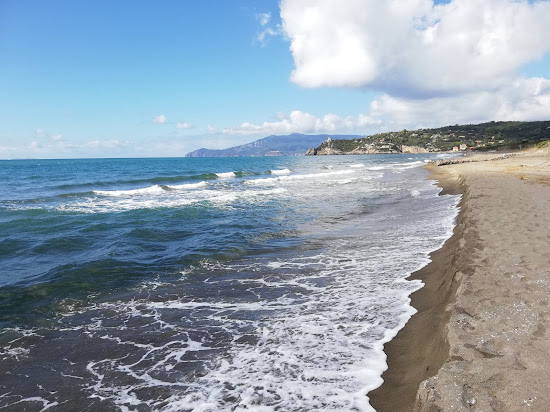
[0,155,459,411]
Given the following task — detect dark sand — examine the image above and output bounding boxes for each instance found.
[369,162,471,412]
[369,149,550,411]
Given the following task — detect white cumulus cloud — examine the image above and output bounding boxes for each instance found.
[281,0,550,96]
[279,0,550,127]
[176,122,192,129]
[368,77,550,129]
[153,114,167,124]
[223,110,380,135]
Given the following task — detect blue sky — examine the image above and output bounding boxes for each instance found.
[1,0,549,158]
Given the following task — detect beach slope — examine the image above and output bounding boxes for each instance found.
[370,149,550,411]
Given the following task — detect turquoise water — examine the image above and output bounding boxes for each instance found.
[0,155,459,411]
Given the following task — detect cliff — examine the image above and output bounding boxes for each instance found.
[401,145,430,154]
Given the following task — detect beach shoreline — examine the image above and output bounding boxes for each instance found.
[368,159,469,411]
[369,148,550,411]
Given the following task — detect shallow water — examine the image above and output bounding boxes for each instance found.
[0,154,459,411]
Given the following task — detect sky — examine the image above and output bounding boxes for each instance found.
[1,0,549,159]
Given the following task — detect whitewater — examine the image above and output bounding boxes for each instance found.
[0,154,459,411]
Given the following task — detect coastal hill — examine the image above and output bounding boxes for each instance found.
[185,133,362,157]
[306,120,550,155]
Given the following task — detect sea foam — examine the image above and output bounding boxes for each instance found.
[216,171,236,179]
[269,168,291,175]
[166,181,208,190]
[59,187,288,213]
[0,155,460,411]
[245,169,355,186]
[94,185,164,197]
[63,172,459,411]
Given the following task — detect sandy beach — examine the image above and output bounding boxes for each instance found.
[370,148,550,411]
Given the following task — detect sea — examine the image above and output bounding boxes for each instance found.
[0,154,460,412]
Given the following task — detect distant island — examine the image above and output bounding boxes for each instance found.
[306,120,550,155]
[185,133,362,157]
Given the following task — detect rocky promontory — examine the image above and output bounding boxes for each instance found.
[306,137,402,156]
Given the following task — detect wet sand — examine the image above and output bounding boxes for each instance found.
[369,148,550,411]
